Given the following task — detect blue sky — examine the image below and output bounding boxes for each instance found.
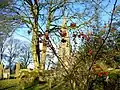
[3,0,119,68]
[13,27,32,42]
[13,0,120,43]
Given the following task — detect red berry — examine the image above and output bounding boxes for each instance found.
[70,23,76,28]
[98,73,102,77]
[60,31,67,37]
[103,72,108,76]
[63,32,67,37]
[88,49,92,55]
[62,32,67,37]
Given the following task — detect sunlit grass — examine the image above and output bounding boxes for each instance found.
[0,79,19,90]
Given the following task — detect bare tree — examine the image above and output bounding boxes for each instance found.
[18,43,33,69]
[3,38,22,73]
[0,0,21,63]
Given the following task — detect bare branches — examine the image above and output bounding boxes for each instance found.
[88,0,118,80]
[24,0,33,6]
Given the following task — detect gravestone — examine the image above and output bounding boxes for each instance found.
[3,68,10,79]
[0,64,3,79]
[15,63,20,78]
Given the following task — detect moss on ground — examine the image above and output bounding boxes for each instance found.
[0,79,19,90]
[0,79,48,90]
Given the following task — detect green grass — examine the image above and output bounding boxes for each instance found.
[0,79,68,90]
[0,79,49,90]
[0,79,19,90]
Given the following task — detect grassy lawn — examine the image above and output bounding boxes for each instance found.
[0,79,66,90]
[0,79,48,90]
[0,79,19,90]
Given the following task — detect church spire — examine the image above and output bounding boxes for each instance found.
[58,16,71,69]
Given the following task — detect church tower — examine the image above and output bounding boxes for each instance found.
[58,17,71,69]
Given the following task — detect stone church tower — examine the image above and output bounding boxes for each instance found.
[58,17,71,69]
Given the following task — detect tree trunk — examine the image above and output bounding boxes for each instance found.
[0,44,3,64]
[40,0,52,72]
[31,1,40,70]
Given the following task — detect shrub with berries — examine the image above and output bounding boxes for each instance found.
[72,31,91,41]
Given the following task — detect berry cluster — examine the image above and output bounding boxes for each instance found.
[72,32,93,41]
[59,30,67,37]
[97,72,108,77]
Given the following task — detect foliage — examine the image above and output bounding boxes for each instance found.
[18,69,43,89]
